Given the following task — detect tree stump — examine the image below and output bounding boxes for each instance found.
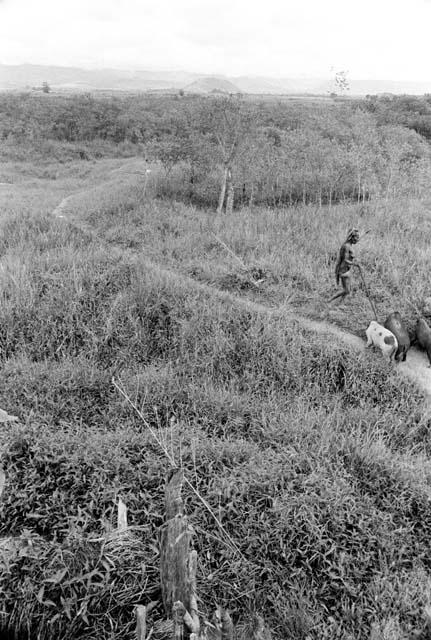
[160,469,194,616]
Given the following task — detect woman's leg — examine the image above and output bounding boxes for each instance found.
[328,275,351,302]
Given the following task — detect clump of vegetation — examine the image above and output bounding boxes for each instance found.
[73,180,431,337]
[0,203,429,638]
[2,92,431,209]
[2,92,431,639]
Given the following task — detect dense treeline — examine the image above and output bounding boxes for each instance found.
[1,92,431,209]
[358,93,431,140]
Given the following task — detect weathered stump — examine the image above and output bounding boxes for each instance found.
[129,466,270,639]
[160,469,194,616]
[160,468,203,639]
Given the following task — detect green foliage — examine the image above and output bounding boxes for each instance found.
[0,423,161,639]
[76,183,431,347]
[2,92,431,207]
[2,120,431,638]
[357,93,431,141]
[334,70,349,95]
[0,226,429,638]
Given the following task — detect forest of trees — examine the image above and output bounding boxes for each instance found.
[2,91,431,210]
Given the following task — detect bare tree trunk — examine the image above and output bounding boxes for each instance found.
[277,183,281,205]
[225,168,234,215]
[249,183,255,207]
[217,166,229,214]
[385,165,394,203]
[189,166,195,201]
[0,467,5,500]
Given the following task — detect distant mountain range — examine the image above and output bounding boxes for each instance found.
[1,63,431,95]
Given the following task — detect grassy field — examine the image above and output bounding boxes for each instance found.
[1,156,431,640]
[71,168,431,336]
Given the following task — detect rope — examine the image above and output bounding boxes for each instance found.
[356,264,378,321]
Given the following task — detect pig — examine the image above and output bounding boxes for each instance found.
[416,318,431,367]
[365,321,398,362]
[383,312,410,362]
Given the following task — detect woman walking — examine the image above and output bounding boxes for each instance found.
[329,228,360,303]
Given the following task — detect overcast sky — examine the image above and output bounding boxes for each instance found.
[0,0,430,80]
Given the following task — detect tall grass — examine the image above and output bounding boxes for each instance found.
[1,161,431,639]
[74,178,431,336]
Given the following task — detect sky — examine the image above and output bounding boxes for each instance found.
[0,0,431,81]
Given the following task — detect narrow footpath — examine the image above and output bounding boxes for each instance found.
[51,175,431,404]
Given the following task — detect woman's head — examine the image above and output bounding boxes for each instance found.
[346,228,360,244]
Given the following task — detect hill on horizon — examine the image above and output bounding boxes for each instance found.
[183,76,241,94]
[1,63,431,95]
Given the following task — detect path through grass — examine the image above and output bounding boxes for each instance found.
[1,158,431,639]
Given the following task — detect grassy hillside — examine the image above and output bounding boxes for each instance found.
[70,170,431,337]
[1,158,431,640]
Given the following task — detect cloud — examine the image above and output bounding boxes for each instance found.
[0,0,431,80]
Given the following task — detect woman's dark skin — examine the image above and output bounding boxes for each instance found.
[329,228,360,303]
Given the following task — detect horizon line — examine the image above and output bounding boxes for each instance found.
[1,61,431,85]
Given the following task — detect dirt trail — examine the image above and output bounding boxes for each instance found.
[299,317,431,400]
[141,260,431,400]
[50,174,431,403]
[52,194,75,219]
[51,159,148,219]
